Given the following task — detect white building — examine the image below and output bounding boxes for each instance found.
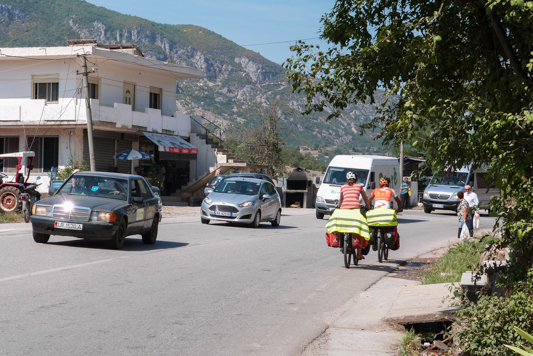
[0,41,218,195]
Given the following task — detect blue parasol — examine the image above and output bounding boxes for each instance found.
[115,149,154,161]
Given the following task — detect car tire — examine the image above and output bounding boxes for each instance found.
[33,231,50,243]
[201,217,210,224]
[142,215,159,244]
[316,211,324,219]
[110,220,126,250]
[423,206,432,214]
[251,211,261,228]
[271,210,281,227]
[0,186,21,212]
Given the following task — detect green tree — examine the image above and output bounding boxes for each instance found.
[285,0,533,285]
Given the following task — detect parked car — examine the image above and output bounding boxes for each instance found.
[204,173,276,197]
[30,172,162,249]
[201,177,281,227]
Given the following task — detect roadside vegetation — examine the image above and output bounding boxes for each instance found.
[0,211,24,224]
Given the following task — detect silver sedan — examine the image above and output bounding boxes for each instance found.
[200,178,281,228]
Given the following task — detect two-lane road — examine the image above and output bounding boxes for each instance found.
[0,209,495,355]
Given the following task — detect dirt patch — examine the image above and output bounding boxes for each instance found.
[162,206,201,218]
[391,257,441,281]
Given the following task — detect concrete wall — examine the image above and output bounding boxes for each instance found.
[189,133,217,181]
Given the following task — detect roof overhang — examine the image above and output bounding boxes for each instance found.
[143,132,198,159]
[0,45,204,79]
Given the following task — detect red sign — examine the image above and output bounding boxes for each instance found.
[169,147,181,153]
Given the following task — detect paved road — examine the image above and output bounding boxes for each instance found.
[0,209,495,356]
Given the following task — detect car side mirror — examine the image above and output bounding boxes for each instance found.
[369,182,375,189]
[262,194,271,200]
[133,196,143,203]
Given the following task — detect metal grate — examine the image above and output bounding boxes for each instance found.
[325,199,337,205]
[53,205,91,221]
[209,205,239,213]
[429,193,451,200]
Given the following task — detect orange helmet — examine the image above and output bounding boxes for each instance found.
[380,177,390,187]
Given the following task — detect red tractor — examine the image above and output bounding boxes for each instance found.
[0,151,36,212]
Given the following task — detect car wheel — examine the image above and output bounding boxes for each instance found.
[33,231,50,243]
[142,216,159,244]
[251,211,261,228]
[110,220,126,250]
[423,206,432,214]
[271,210,281,227]
[201,217,210,224]
[0,186,21,212]
[316,211,324,219]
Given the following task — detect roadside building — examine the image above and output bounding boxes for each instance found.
[0,40,218,195]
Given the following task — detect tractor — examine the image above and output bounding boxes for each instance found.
[0,151,36,212]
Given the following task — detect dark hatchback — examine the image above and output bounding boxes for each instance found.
[31,172,161,249]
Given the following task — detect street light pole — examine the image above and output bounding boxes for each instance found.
[81,55,96,171]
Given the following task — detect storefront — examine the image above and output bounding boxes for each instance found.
[83,130,138,173]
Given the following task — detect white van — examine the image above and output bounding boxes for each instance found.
[422,165,499,213]
[315,155,400,219]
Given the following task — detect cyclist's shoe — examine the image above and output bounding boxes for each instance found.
[372,243,377,251]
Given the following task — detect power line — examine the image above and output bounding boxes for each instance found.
[240,37,321,47]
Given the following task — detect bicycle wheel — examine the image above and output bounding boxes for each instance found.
[343,234,351,268]
[377,235,383,263]
[383,239,389,260]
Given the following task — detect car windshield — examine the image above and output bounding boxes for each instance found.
[431,171,468,186]
[323,167,369,185]
[56,175,128,201]
[213,180,261,195]
[208,176,224,188]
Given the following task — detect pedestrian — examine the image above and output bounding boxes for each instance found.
[400,177,410,209]
[457,191,473,238]
[463,185,479,236]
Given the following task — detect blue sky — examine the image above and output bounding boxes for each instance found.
[85,0,336,65]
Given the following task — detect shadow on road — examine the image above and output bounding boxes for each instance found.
[342,259,406,272]
[397,218,428,224]
[207,222,298,229]
[49,238,189,251]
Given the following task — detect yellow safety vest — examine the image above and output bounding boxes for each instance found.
[325,209,370,240]
[366,208,397,227]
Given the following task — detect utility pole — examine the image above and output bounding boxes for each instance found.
[399,141,404,184]
[81,55,96,171]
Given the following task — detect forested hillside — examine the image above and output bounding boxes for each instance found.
[0,0,390,157]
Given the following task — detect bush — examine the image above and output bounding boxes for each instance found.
[56,155,89,180]
[456,268,533,356]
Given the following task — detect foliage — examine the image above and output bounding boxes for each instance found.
[506,327,533,356]
[143,163,164,190]
[399,329,422,356]
[0,211,23,224]
[280,148,327,173]
[456,268,533,356]
[285,0,533,287]
[56,155,89,180]
[420,240,485,285]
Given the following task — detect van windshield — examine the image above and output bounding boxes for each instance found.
[431,171,469,186]
[323,167,368,185]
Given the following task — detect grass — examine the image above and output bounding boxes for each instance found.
[0,211,25,224]
[399,329,422,356]
[420,240,486,285]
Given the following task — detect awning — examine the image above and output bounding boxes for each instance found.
[142,132,198,155]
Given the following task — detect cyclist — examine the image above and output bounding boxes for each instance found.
[369,177,403,212]
[368,177,402,251]
[336,171,371,260]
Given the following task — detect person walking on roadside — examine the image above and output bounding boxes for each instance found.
[457,191,473,238]
[336,171,371,260]
[463,185,478,236]
[400,177,410,209]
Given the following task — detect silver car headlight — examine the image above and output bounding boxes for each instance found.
[450,192,458,200]
[34,205,52,217]
[423,191,429,198]
[316,196,325,203]
[204,197,212,205]
[239,201,254,207]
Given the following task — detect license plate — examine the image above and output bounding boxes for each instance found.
[215,211,232,217]
[55,221,83,230]
[432,204,444,208]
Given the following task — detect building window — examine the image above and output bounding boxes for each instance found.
[33,75,59,103]
[0,137,20,173]
[27,137,59,172]
[149,87,162,109]
[88,77,99,99]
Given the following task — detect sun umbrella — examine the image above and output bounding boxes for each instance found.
[115,149,154,160]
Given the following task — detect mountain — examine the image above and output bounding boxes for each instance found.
[0,0,389,157]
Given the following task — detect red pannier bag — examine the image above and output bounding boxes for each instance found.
[325,232,340,247]
[352,234,369,249]
[391,226,400,251]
